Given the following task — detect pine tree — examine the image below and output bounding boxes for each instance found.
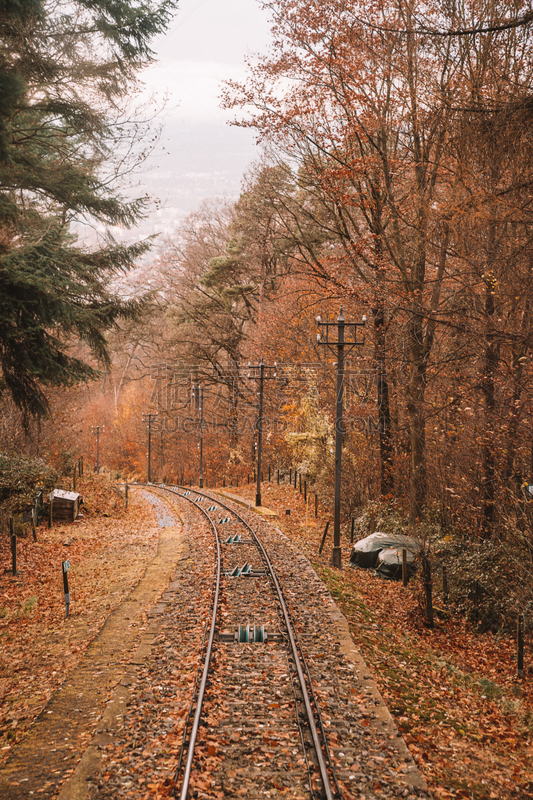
[0,0,177,419]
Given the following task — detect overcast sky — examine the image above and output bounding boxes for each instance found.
[133,0,273,238]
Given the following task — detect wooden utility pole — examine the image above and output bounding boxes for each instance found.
[316,308,365,568]
[142,412,158,483]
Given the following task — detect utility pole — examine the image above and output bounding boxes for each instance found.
[255,360,264,507]
[193,384,205,488]
[246,359,277,507]
[91,425,104,474]
[317,308,365,568]
[191,381,235,488]
[142,412,158,483]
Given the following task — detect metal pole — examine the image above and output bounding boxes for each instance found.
[256,359,264,507]
[63,561,70,618]
[332,309,345,568]
[199,387,204,489]
[319,520,330,555]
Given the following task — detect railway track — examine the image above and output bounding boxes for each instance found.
[141,482,342,800]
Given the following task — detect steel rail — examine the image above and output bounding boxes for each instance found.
[178,504,220,800]
[251,532,336,800]
[138,483,339,800]
[176,485,339,800]
[136,485,221,800]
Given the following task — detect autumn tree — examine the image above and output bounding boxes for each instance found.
[223,0,463,524]
[441,17,533,534]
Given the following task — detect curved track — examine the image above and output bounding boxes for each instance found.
[139,483,342,800]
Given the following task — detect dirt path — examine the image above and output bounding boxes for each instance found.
[0,489,187,800]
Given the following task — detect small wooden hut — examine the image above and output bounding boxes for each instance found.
[49,489,81,522]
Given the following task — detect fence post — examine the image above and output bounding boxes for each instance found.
[474,580,480,624]
[402,549,408,587]
[304,480,307,502]
[422,556,434,627]
[442,566,448,605]
[517,615,525,677]
[289,468,292,484]
[268,466,271,482]
[31,508,37,542]
[350,517,355,543]
[277,469,280,485]
[318,520,331,555]
[10,518,16,576]
[294,470,297,489]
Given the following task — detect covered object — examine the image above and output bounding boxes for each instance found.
[349,532,420,579]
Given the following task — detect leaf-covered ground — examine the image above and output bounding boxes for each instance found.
[0,476,160,758]
[1,475,532,799]
[222,481,533,800]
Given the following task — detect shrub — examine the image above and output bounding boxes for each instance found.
[440,536,533,633]
[0,454,58,518]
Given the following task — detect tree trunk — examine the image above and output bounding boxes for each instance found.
[481,276,497,537]
[372,304,394,494]
[504,345,524,489]
[407,346,427,526]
